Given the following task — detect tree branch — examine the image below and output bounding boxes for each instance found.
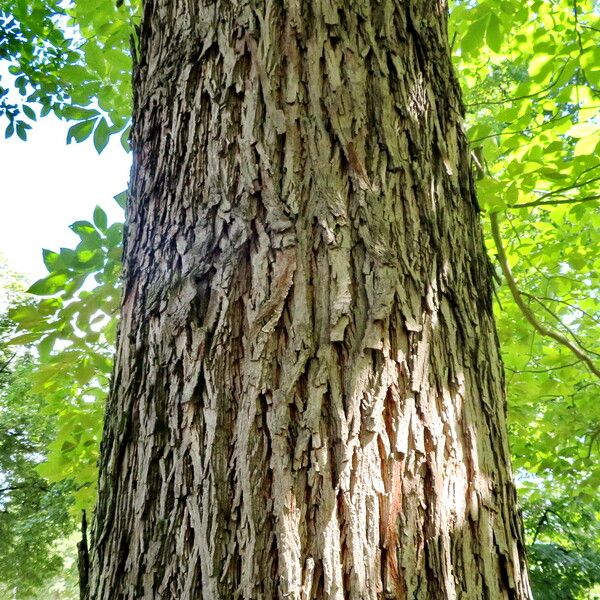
[465,61,570,108]
[532,509,549,544]
[0,352,15,375]
[511,193,600,209]
[0,481,49,495]
[505,359,583,374]
[534,171,600,202]
[522,292,600,357]
[490,212,600,379]
[531,295,600,326]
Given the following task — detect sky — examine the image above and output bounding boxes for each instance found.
[0,114,130,286]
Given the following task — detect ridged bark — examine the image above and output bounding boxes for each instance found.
[88,1,532,598]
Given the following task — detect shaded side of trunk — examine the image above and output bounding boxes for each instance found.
[88,1,531,598]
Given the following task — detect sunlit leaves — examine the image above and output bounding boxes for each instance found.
[0,310,78,598]
[93,116,110,153]
[27,273,70,296]
[93,205,108,232]
[484,14,502,52]
[0,0,139,152]
[8,200,123,511]
[66,118,95,143]
[113,190,127,209]
[451,0,600,593]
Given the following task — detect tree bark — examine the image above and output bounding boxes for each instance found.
[88,1,531,598]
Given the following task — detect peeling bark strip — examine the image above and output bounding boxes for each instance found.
[78,510,89,600]
[88,1,532,598]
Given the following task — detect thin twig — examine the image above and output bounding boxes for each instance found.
[535,175,600,201]
[465,62,570,108]
[530,295,600,327]
[586,428,600,459]
[0,353,15,375]
[532,509,549,545]
[505,359,582,374]
[511,193,600,209]
[522,292,599,357]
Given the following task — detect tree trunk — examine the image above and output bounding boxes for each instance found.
[88,1,531,598]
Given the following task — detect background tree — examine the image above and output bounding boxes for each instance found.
[0,263,78,600]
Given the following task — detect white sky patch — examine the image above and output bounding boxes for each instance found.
[0,114,130,285]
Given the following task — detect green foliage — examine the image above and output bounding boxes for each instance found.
[519,476,600,598]
[0,303,77,599]
[8,201,123,512]
[529,542,600,600]
[451,0,600,596]
[527,522,600,598]
[0,0,138,151]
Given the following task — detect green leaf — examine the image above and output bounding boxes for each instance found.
[93,206,108,232]
[61,64,90,85]
[113,190,127,208]
[15,121,29,141]
[75,249,99,264]
[27,272,70,296]
[574,135,599,157]
[106,222,124,246]
[93,117,110,153]
[42,249,61,271]
[566,122,599,139]
[58,247,77,268]
[7,331,45,346]
[120,125,131,152]
[486,13,503,52]
[528,54,553,79]
[61,106,99,121]
[69,221,96,237]
[67,119,96,144]
[84,42,105,76]
[9,304,46,327]
[108,247,123,262]
[461,14,488,54]
[104,48,131,73]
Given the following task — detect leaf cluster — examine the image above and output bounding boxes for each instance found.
[0,0,138,151]
[0,307,77,599]
[7,199,123,511]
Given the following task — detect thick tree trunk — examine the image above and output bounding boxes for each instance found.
[88,1,531,598]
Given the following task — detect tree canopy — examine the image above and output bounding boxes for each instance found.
[0,0,598,597]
